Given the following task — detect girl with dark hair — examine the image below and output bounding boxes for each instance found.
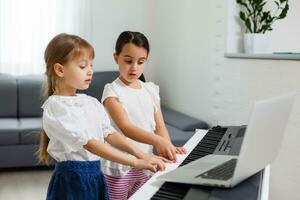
[101,31,186,199]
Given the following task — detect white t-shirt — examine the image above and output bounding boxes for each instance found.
[42,94,115,162]
[101,77,160,176]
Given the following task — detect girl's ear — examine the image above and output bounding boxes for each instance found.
[53,63,64,78]
[113,53,118,64]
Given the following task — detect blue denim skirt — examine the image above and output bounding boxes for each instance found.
[46,160,108,200]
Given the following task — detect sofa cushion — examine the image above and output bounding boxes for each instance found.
[0,73,17,117]
[165,124,195,147]
[0,119,19,145]
[0,145,47,168]
[84,71,119,101]
[19,118,42,144]
[162,106,208,131]
[17,75,44,117]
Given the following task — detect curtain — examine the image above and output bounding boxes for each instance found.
[0,0,92,75]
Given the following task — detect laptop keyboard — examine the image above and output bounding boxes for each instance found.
[195,158,237,180]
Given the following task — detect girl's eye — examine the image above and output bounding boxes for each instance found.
[138,59,146,65]
[125,60,132,64]
[80,66,86,69]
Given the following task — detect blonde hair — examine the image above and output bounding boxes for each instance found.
[38,33,95,163]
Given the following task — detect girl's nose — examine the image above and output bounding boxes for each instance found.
[88,67,93,76]
[131,62,138,70]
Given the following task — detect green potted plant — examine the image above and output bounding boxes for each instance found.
[236,0,289,53]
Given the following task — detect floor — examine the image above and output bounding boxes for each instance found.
[0,168,52,200]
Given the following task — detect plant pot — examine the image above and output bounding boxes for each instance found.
[243,33,272,54]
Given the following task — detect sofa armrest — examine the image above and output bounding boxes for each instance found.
[161,106,208,131]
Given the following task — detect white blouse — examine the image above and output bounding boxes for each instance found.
[42,94,115,162]
[101,78,160,176]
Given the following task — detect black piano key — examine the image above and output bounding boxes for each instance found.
[199,141,219,148]
[193,146,215,154]
[186,153,207,160]
[211,126,228,133]
[152,193,182,200]
[194,143,218,149]
[188,150,209,157]
[203,135,222,142]
[154,190,185,198]
[181,158,196,164]
[209,129,226,134]
[151,182,190,200]
[198,141,217,147]
[206,133,223,140]
[180,161,191,166]
[160,182,189,191]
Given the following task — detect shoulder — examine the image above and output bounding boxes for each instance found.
[142,81,160,106]
[41,96,65,111]
[85,94,99,104]
[88,95,105,109]
[102,78,125,103]
[143,81,159,94]
[41,96,70,119]
[42,94,89,112]
[103,79,120,94]
[105,78,121,87]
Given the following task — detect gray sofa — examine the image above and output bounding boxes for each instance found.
[0,71,208,168]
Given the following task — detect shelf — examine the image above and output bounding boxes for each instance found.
[224,53,300,61]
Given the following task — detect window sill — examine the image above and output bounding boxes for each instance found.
[224,53,300,61]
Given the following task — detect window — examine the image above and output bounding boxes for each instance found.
[0,0,92,75]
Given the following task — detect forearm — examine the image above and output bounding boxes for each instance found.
[155,126,171,142]
[155,129,171,141]
[105,132,146,159]
[153,107,171,142]
[84,139,136,167]
[120,124,161,146]
[104,98,161,147]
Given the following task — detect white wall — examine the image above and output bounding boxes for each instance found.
[145,1,300,200]
[144,0,300,128]
[90,0,155,72]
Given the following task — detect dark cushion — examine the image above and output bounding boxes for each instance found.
[0,145,47,168]
[17,75,44,117]
[19,118,42,144]
[162,106,208,131]
[0,74,17,117]
[0,119,19,145]
[165,124,195,147]
[84,71,119,101]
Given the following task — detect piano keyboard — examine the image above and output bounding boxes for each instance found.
[151,126,228,200]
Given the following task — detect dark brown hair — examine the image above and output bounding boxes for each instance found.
[38,33,94,163]
[115,31,149,56]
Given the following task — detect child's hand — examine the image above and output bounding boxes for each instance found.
[175,147,187,154]
[133,156,166,173]
[154,137,177,162]
[142,153,172,164]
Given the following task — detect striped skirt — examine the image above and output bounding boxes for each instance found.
[105,168,150,200]
[46,160,108,200]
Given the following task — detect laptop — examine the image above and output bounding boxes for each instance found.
[157,93,296,188]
